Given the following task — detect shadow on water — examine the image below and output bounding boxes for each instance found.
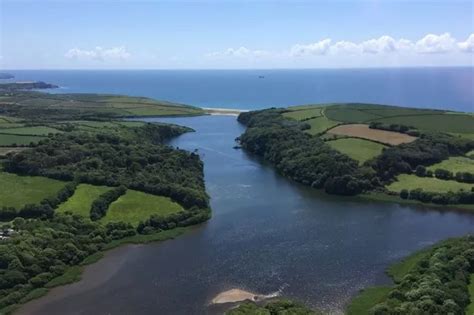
[16,115,474,315]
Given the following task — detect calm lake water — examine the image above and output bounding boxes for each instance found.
[3,68,474,111]
[17,115,474,315]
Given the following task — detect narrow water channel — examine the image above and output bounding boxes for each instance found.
[17,115,474,315]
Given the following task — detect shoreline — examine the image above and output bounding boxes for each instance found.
[9,227,195,315]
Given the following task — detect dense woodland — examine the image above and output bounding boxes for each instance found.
[238,109,474,202]
[3,125,209,211]
[0,214,109,310]
[0,90,211,312]
[227,300,319,315]
[370,236,474,314]
[238,110,374,195]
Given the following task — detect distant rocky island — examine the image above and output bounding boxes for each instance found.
[0,81,58,91]
[0,73,14,79]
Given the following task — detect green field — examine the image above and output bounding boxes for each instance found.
[387,174,473,193]
[427,156,474,174]
[57,184,112,217]
[0,93,204,120]
[304,116,339,135]
[468,150,474,158]
[327,138,386,164]
[101,190,184,226]
[282,107,322,120]
[0,171,68,209]
[294,104,474,135]
[372,114,474,134]
[0,126,61,135]
[346,286,392,315]
[0,134,47,146]
[467,274,474,315]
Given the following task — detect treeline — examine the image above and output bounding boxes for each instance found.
[237,110,376,196]
[227,300,318,315]
[0,215,108,311]
[3,129,209,211]
[414,165,474,184]
[370,236,474,314]
[369,121,420,137]
[90,186,127,220]
[137,207,211,234]
[400,188,474,205]
[369,132,474,182]
[0,182,78,221]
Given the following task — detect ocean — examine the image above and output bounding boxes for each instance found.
[3,67,473,112]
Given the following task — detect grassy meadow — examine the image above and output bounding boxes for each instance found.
[57,184,112,217]
[0,171,68,208]
[327,138,385,164]
[101,190,184,227]
[0,92,204,119]
[427,156,474,174]
[387,174,473,193]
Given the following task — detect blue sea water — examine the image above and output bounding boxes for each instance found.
[3,68,474,112]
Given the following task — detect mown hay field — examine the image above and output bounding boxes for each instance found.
[327,124,417,145]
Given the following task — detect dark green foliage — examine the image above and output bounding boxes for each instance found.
[400,189,409,199]
[0,214,108,310]
[434,168,453,180]
[238,110,374,196]
[455,172,474,184]
[370,133,474,182]
[90,186,126,221]
[226,299,319,315]
[414,165,426,177]
[3,127,209,210]
[137,207,210,234]
[405,189,474,205]
[369,236,474,315]
[369,121,417,135]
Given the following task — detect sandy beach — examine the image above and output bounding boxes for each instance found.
[211,289,260,304]
[202,107,249,116]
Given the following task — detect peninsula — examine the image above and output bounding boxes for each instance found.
[237,104,474,210]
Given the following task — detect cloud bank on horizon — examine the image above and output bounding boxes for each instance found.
[1,0,473,69]
[207,33,474,59]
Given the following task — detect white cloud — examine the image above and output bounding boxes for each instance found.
[65,46,131,60]
[458,34,474,53]
[361,36,398,54]
[415,33,456,54]
[206,46,269,58]
[330,41,361,54]
[290,39,332,56]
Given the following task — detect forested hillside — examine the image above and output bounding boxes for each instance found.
[0,89,209,313]
[238,104,474,207]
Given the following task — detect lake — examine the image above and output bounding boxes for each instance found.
[3,68,474,111]
[16,115,474,315]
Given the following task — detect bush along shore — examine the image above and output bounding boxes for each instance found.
[237,107,474,208]
[0,89,210,313]
[347,236,474,315]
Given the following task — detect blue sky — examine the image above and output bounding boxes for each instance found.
[1,0,473,69]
